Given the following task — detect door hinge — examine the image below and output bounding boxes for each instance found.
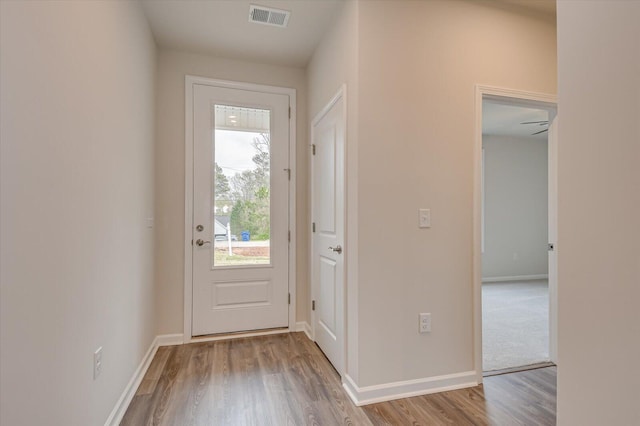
[288,230,291,242]
[312,222,316,233]
[284,168,291,180]
[288,293,291,305]
[289,107,291,119]
[312,300,316,311]
[312,144,316,155]
[191,239,193,246]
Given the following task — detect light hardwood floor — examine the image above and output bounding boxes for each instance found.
[121,332,556,425]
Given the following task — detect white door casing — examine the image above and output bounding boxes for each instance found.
[311,87,346,375]
[473,85,557,381]
[188,79,294,337]
[548,116,558,363]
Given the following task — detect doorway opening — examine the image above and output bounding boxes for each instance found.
[474,87,557,376]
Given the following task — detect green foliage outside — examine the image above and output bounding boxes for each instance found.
[216,133,270,240]
[214,163,231,200]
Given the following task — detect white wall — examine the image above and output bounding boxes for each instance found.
[557,1,640,424]
[155,50,308,334]
[0,1,157,425]
[482,135,548,279]
[355,0,556,387]
[307,0,360,379]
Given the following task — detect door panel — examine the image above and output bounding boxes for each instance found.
[312,90,345,374]
[319,257,337,338]
[192,84,289,336]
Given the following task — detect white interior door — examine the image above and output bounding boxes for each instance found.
[311,89,345,374]
[192,83,290,336]
[548,115,558,362]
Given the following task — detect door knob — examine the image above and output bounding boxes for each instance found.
[328,245,342,254]
[195,239,211,247]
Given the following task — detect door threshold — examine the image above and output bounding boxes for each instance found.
[189,327,290,343]
[483,361,555,377]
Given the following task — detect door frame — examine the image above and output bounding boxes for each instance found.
[310,85,347,375]
[183,75,297,343]
[473,85,557,381]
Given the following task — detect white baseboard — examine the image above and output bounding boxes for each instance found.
[482,274,548,283]
[342,371,478,406]
[295,321,312,340]
[104,337,157,425]
[104,334,184,425]
[156,333,184,346]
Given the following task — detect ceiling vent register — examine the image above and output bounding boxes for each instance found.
[249,5,290,28]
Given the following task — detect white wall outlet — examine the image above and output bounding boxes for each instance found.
[419,313,431,333]
[418,209,431,228]
[93,347,103,380]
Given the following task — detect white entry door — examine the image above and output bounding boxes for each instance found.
[192,83,290,336]
[311,88,345,374]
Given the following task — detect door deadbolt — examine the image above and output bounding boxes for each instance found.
[196,224,204,232]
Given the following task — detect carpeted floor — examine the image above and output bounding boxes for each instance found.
[482,280,549,372]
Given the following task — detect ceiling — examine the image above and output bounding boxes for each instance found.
[141,1,555,139]
[140,0,345,68]
[483,101,550,140]
[141,0,554,69]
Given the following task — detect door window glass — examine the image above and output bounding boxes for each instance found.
[213,105,271,267]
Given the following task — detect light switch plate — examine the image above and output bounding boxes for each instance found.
[419,209,431,228]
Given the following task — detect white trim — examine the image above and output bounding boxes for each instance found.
[287,89,298,333]
[295,321,313,340]
[474,85,557,382]
[104,337,158,425]
[482,274,549,283]
[184,328,290,344]
[547,117,559,364]
[342,371,478,406]
[156,333,184,347]
[310,85,347,376]
[104,333,185,425]
[184,75,297,341]
[184,77,194,343]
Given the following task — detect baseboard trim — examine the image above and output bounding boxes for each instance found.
[104,336,159,426]
[482,274,548,283]
[342,371,478,406]
[104,333,185,425]
[295,321,312,340]
[156,333,184,346]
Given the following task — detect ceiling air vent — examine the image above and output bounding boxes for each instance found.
[249,5,290,28]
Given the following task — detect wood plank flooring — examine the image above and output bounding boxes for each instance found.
[121,332,556,425]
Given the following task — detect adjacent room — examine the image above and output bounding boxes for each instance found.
[481,99,555,373]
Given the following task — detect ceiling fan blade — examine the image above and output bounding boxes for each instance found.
[532,129,549,135]
[521,120,549,125]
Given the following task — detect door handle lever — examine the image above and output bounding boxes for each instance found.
[195,239,211,247]
[328,245,342,254]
